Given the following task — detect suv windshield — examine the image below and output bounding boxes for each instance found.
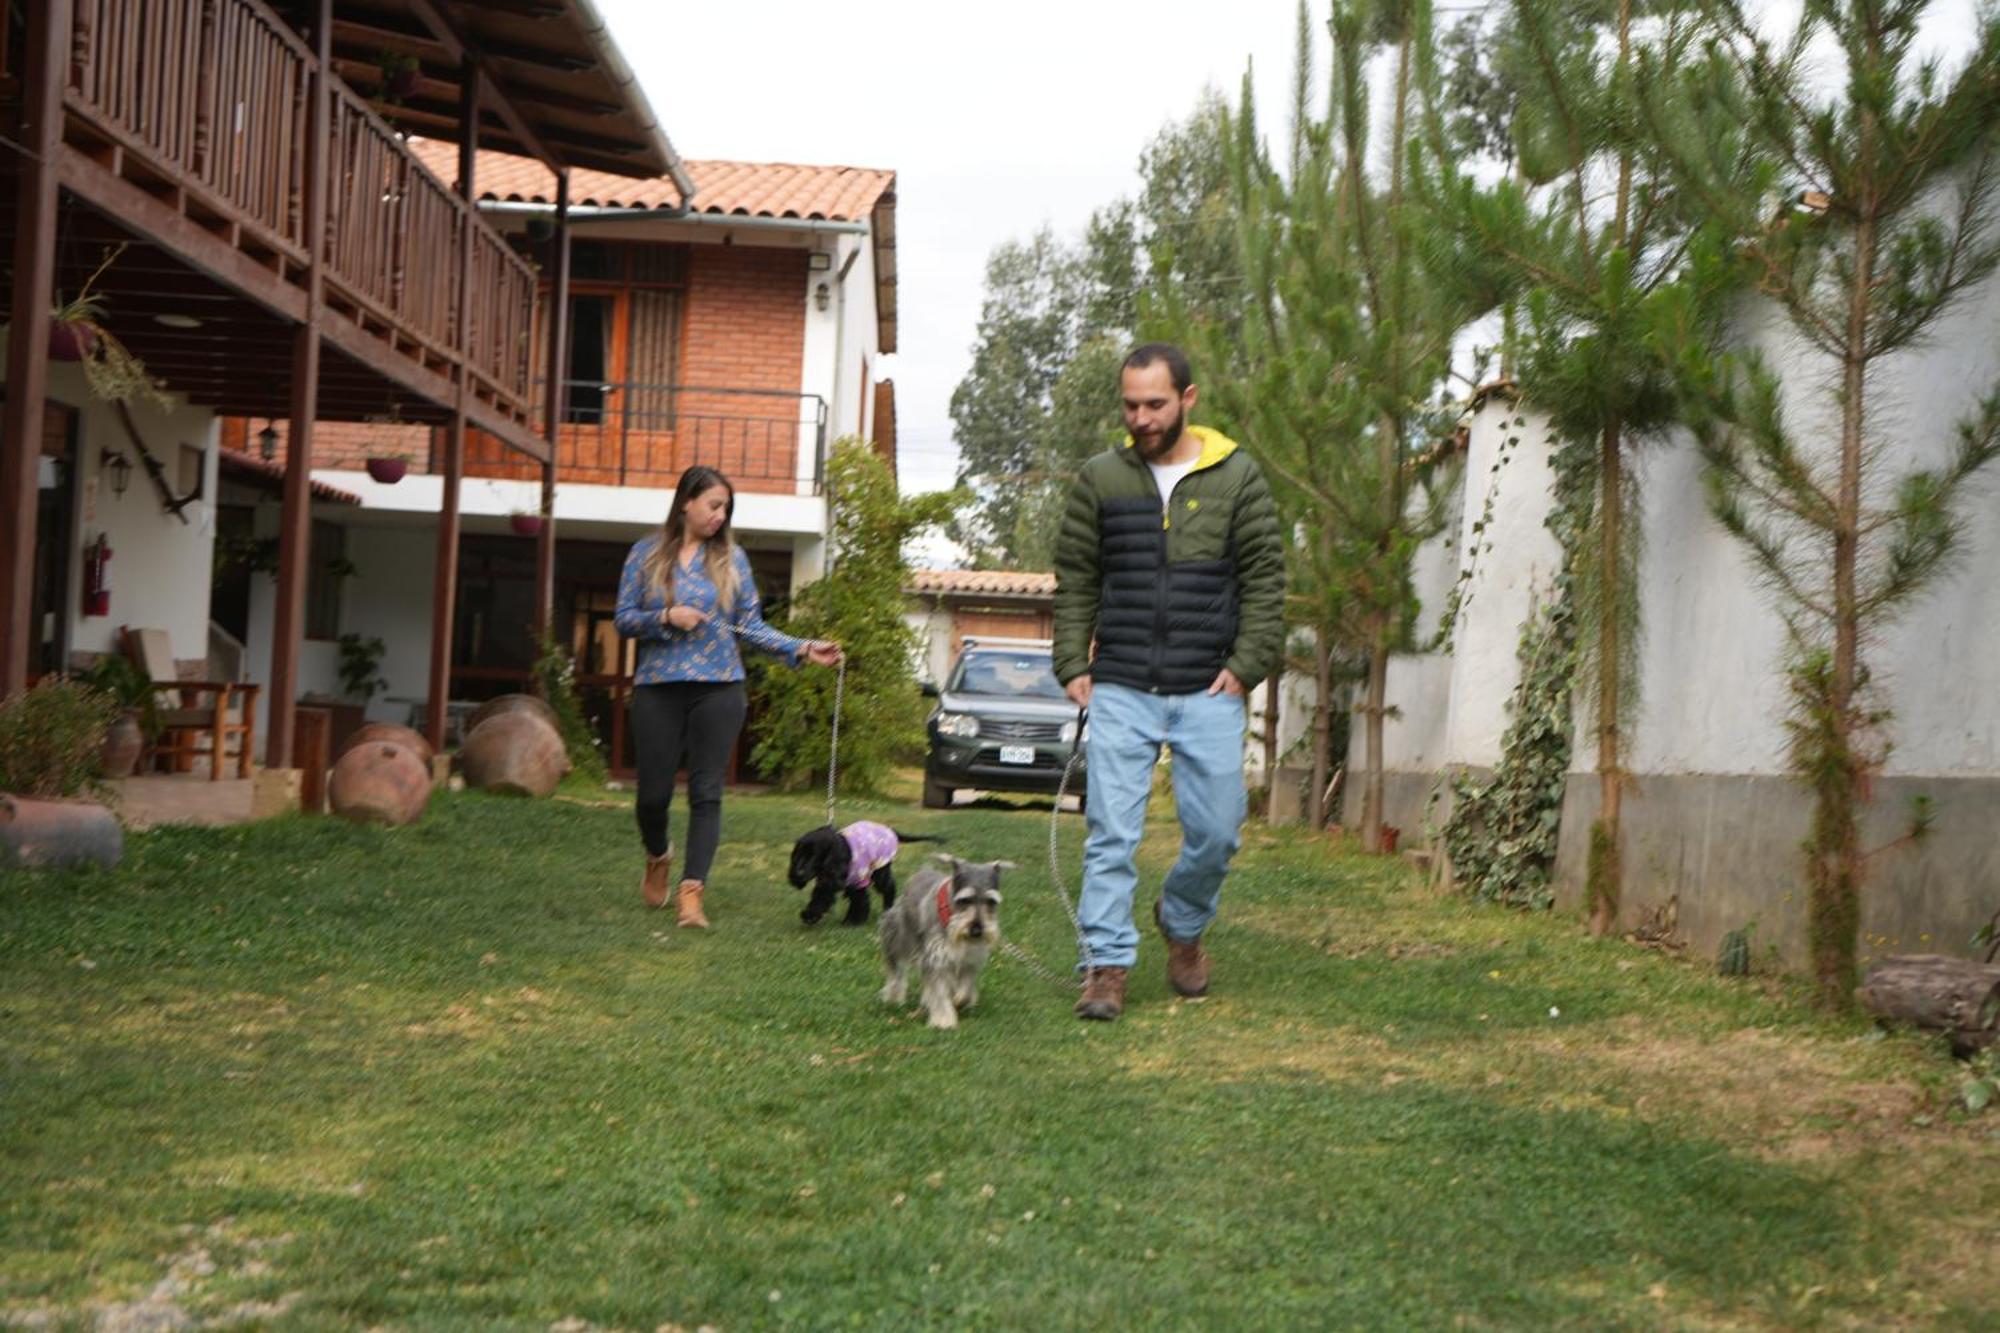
[949,650,1066,699]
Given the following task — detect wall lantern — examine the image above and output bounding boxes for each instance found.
[814,281,831,312]
[100,447,133,496]
[257,420,279,462]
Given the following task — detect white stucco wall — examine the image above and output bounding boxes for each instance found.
[1612,267,2000,780]
[0,330,222,669]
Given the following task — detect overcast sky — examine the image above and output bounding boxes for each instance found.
[592,0,1322,499]
[592,0,1985,511]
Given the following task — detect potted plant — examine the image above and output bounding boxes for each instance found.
[365,452,409,485]
[337,633,389,707]
[79,653,160,779]
[509,509,545,537]
[0,679,124,869]
[376,52,421,104]
[46,245,173,409]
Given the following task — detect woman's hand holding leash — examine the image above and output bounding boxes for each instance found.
[662,604,706,631]
[803,641,843,667]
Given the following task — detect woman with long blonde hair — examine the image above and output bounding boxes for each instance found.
[613,466,841,925]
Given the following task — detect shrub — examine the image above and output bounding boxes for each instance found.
[751,439,961,794]
[533,632,607,785]
[0,679,119,798]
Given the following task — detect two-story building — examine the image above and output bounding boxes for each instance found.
[219,143,899,771]
[3,0,698,775]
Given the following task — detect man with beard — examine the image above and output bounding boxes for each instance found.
[1052,343,1286,1020]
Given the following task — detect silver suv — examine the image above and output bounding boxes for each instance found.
[922,638,1086,810]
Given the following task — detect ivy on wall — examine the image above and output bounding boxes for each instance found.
[1440,426,1591,908]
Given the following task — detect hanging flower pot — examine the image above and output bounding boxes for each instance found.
[366,455,409,484]
[378,53,421,104]
[509,511,544,537]
[48,318,99,362]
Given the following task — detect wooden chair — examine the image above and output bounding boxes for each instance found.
[123,627,259,780]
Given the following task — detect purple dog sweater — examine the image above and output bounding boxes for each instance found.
[841,820,900,888]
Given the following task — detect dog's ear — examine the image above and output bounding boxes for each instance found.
[928,852,958,872]
[991,860,1018,872]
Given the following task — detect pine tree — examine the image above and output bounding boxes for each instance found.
[1431,0,1710,931]
[1185,0,1475,841]
[1642,0,2000,1006]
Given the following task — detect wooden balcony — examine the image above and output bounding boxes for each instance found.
[30,0,541,447]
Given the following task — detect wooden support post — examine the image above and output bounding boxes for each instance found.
[0,0,71,695]
[296,706,331,814]
[266,0,333,767]
[427,70,479,750]
[534,173,572,645]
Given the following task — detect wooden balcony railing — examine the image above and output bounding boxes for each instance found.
[69,0,314,265]
[60,0,539,421]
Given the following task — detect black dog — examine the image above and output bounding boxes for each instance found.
[787,820,941,926]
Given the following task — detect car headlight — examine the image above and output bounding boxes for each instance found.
[1061,719,1089,743]
[935,712,979,739]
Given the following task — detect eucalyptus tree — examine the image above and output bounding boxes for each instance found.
[1641,0,2000,1006]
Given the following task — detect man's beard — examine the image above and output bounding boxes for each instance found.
[1133,411,1185,461]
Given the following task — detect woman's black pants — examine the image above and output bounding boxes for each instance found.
[630,681,747,880]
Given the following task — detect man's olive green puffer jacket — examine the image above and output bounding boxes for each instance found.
[1052,426,1286,695]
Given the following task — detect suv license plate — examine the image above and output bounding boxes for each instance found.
[998,745,1035,765]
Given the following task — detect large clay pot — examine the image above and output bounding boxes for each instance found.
[466,692,559,735]
[0,794,123,870]
[339,721,435,771]
[460,711,569,798]
[328,741,432,826]
[100,711,144,779]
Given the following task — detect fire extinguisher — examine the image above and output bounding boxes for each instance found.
[83,534,112,617]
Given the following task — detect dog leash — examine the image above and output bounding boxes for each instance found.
[994,704,1092,991]
[825,654,846,828]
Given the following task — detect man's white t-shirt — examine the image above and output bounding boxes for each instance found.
[1148,457,1199,511]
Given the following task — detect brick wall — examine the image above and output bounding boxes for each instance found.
[224,243,810,493]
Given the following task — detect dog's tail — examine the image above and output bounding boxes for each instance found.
[890,830,945,844]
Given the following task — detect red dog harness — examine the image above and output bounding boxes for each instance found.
[936,878,954,929]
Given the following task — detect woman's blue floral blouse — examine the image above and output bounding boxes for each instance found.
[613,537,806,684]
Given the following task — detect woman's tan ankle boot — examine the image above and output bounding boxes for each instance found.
[676,879,709,929]
[642,849,673,909]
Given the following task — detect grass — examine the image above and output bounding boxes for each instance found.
[2,773,1995,1330]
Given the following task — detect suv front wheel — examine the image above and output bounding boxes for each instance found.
[922,774,955,809]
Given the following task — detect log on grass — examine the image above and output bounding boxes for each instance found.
[1856,955,2000,1041]
[460,711,569,798]
[328,742,433,826]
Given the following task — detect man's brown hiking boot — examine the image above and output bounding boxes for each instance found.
[1074,966,1128,1021]
[1155,900,1211,998]
[642,848,673,909]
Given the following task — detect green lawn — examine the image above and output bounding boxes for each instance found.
[2,778,1994,1330]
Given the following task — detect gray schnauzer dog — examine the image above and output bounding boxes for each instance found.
[878,855,1012,1029]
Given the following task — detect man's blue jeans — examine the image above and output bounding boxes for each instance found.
[1079,681,1247,969]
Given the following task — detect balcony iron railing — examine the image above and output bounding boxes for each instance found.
[538,380,831,493]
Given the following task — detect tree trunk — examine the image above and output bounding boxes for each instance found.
[1815,181,1877,1010]
[1360,611,1389,852]
[1310,633,1333,830]
[1265,673,1284,828]
[1588,418,1624,936]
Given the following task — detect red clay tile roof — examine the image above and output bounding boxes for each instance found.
[218,448,362,506]
[407,139,895,223]
[906,569,1057,597]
